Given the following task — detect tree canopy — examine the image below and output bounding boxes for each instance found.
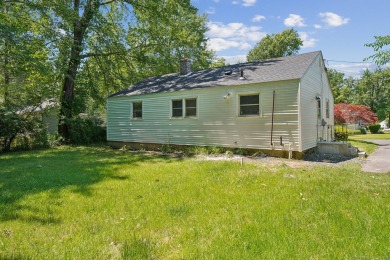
[334,103,378,125]
[365,35,390,65]
[327,67,390,127]
[0,0,214,143]
[246,29,303,62]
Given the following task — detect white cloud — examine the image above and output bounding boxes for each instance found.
[243,0,256,7]
[208,38,251,52]
[206,7,216,14]
[327,63,377,78]
[207,22,264,42]
[284,14,306,27]
[222,55,247,64]
[314,24,322,29]
[299,32,318,48]
[206,21,266,53]
[252,15,266,22]
[319,12,350,27]
[232,0,256,7]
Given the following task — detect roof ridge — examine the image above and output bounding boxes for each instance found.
[108,51,322,98]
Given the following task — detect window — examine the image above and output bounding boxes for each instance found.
[171,98,197,118]
[185,98,197,117]
[172,100,183,117]
[239,94,260,116]
[325,99,330,118]
[317,100,321,120]
[132,101,142,119]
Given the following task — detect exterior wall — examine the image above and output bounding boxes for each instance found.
[299,54,334,151]
[107,80,300,151]
[42,109,58,134]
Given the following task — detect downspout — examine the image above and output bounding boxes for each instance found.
[270,90,276,146]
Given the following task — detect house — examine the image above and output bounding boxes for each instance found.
[18,99,58,134]
[106,51,334,158]
[380,120,388,129]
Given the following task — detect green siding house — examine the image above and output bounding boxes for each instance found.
[106,51,334,157]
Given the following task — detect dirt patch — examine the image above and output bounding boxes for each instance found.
[197,153,359,168]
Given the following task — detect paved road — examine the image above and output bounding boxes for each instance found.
[361,140,390,173]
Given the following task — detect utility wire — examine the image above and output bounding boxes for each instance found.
[325,59,372,64]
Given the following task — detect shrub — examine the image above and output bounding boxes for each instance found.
[368,124,381,134]
[359,127,367,134]
[12,127,48,151]
[160,144,173,154]
[0,107,48,152]
[334,126,349,141]
[234,148,250,155]
[65,115,106,144]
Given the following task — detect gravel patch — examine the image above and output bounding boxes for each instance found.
[197,153,360,168]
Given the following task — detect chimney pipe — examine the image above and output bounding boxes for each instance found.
[239,69,245,80]
[180,57,191,75]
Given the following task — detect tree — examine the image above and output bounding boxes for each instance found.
[354,68,390,122]
[334,103,378,126]
[327,68,345,103]
[0,2,55,110]
[365,35,390,65]
[246,29,303,62]
[37,0,213,140]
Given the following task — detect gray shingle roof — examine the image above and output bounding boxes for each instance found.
[109,51,321,98]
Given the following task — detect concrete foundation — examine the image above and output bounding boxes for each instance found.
[317,141,358,156]
[108,141,305,159]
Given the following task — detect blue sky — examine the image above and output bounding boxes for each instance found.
[192,0,390,77]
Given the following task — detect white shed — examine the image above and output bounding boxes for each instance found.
[107,51,334,158]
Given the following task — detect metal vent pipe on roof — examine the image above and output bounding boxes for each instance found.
[239,69,244,80]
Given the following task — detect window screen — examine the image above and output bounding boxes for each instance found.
[240,95,259,116]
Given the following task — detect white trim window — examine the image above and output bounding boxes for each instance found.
[239,94,260,116]
[171,98,197,118]
[132,101,143,119]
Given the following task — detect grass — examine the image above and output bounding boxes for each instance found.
[349,133,390,140]
[1,146,390,259]
[348,133,390,155]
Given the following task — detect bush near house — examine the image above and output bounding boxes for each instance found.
[334,128,349,141]
[65,115,106,144]
[368,123,381,134]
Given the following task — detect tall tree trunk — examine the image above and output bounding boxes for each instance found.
[57,0,99,140]
[58,48,81,139]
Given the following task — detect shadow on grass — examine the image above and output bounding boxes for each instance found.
[0,146,178,224]
[349,139,378,145]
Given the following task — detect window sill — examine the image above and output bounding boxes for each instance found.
[170,117,198,120]
[238,114,261,118]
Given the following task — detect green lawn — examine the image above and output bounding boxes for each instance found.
[348,133,390,154]
[1,146,390,259]
[349,133,390,140]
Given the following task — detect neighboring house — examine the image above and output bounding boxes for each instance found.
[19,99,59,133]
[380,120,388,129]
[107,51,334,158]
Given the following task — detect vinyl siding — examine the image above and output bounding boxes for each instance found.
[107,80,300,151]
[299,53,334,151]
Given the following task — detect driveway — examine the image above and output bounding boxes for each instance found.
[361,140,390,173]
